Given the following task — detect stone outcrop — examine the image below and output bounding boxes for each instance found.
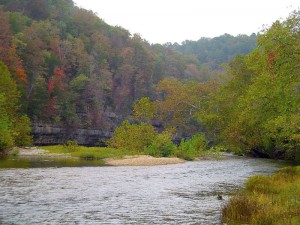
[31,123,113,146]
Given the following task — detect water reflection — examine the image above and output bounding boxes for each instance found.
[0,157,287,224]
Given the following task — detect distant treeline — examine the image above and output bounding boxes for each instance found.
[166,33,257,70]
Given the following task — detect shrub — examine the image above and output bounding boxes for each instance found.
[177,133,208,160]
[107,120,157,152]
[208,145,226,159]
[63,140,79,152]
[144,131,177,157]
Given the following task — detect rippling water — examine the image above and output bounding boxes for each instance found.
[0,157,285,224]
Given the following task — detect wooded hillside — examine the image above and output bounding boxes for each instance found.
[0,0,256,135]
[0,0,202,131]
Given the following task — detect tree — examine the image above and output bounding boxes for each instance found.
[132,97,157,123]
[201,11,300,159]
[156,78,217,136]
[0,61,20,118]
[0,94,14,150]
[107,120,157,152]
[3,0,50,20]
[0,61,31,150]
[0,9,27,85]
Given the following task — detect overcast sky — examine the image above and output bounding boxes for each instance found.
[73,0,299,44]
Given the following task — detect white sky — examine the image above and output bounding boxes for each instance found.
[73,0,299,44]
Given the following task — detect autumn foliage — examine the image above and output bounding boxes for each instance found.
[0,0,216,131]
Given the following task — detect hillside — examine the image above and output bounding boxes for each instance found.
[0,0,257,146]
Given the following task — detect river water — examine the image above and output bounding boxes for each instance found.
[0,156,287,225]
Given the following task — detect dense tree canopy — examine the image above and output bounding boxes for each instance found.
[0,0,210,133]
[1,0,297,161]
[197,11,300,160]
[118,10,300,161]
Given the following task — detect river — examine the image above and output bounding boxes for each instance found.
[0,156,287,225]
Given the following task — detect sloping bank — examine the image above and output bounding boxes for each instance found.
[222,166,300,225]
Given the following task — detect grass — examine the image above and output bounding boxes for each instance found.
[222,166,300,225]
[42,143,224,161]
[42,145,138,160]
[0,157,106,168]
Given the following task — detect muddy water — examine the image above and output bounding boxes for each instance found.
[0,156,286,224]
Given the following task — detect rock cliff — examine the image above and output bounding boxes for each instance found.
[31,124,113,146]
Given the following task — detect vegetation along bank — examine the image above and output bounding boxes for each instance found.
[0,0,299,162]
[222,166,300,225]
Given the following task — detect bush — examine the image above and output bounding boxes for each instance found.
[144,131,177,157]
[107,120,157,152]
[208,145,226,159]
[177,133,208,160]
[63,140,79,152]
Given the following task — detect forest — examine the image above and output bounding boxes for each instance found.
[0,0,299,161]
[167,33,257,70]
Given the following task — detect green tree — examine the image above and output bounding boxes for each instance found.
[157,78,217,137]
[201,11,300,159]
[0,61,31,150]
[178,133,208,160]
[144,130,177,157]
[0,61,19,118]
[14,115,32,146]
[0,94,14,150]
[107,120,157,152]
[132,97,157,123]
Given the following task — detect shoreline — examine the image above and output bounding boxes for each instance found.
[105,155,185,166]
[9,147,186,167]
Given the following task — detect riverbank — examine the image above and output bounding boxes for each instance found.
[105,155,185,166]
[13,147,73,158]
[222,166,300,225]
[9,147,186,166]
